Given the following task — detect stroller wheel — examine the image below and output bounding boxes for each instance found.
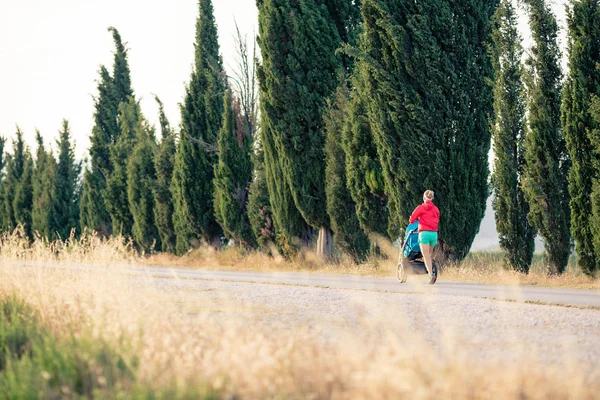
[397,257,408,283]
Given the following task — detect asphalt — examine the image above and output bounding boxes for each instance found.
[7,261,600,307]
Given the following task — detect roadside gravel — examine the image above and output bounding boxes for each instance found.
[151,277,600,376]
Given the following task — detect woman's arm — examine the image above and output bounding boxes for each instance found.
[409,206,422,224]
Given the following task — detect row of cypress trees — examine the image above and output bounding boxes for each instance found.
[0,123,80,241]
[491,0,600,275]
[1,0,598,276]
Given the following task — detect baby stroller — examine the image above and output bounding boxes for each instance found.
[396,221,438,284]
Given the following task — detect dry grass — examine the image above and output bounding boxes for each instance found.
[1,232,599,398]
[0,227,597,289]
[144,239,599,290]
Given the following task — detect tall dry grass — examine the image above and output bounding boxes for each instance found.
[0,231,599,398]
[1,227,597,289]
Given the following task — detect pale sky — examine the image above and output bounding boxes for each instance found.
[0,0,258,157]
[0,0,568,250]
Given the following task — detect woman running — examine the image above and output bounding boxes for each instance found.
[409,190,440,284]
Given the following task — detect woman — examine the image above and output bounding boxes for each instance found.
[409,190,440,284]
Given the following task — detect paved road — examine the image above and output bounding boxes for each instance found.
[8,261,600,307]
[134,265,600,307]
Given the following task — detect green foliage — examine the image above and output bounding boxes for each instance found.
[172,0,225,254]
[0,296,220,399]
[213,90,255,247]
[247,142,275,248]
[562,0,600,276]
[13,154,33,239]
[108,27,134,103]
[127,111,160,252]
[256,0,343,233]
[80,167,110,236]
[153,96,177,253]
[31,131,56,239]
[51,120,81,240]
[0,136,6,230]
[342,67,388,237]
[355,0,497,261]
[106,98,139,236]
[2,128,33,237]
[258,109,311,258]
[324,83,370,260]
[81,27,134,238]
[490,1,536,273]
[522,0,572,274]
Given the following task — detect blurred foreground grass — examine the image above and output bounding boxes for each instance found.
[0,230,599,399]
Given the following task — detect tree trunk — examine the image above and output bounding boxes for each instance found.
[317,226,334,258]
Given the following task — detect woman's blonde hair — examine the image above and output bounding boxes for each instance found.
[423,190,434,201]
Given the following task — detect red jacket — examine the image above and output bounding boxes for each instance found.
[409,200,440,232]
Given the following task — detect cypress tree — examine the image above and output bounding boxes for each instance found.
[0,136,6,230]
[31,131,56,239]
[106,98,138,236]
[153,96,176,253]
[80,167,107,235]
[562,0,600,275]
[81,27,134,237]
[256,0,348,256]
[522,0,572,274]
[355,0,497,261]
[104,27,136,237]
[3,128,31,235]
[2,154,15,232]
[127,106,160,252]
[342,65,388,238]
[258,105,311,257]
[80,66,115,236]
[171,0,226,254]
[213,90,255,247]
[324,83,370,259]
[247,140,275,248]
[108,27,134,104]
[51,120,81,240]
[13,152,34,239]
[490,0,536,273]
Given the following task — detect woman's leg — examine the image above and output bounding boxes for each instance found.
[420,243,432,275]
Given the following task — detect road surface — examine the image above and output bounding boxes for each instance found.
[13,261,598,307]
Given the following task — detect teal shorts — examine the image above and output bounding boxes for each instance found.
[418,231,438,246]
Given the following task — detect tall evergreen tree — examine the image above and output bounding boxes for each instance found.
[127,106,160,252]
[0,136,6,230]
[51,120,81,240]
[247,140,275,248]
[31,131,56,239]
[80,66,116,236]
[231,26,273,248]
[257,0,350,256]
[80,27,134,237]
[171,0,226,254]
[104,27,136,237]
[2,128,31,235]
[522,0,572,274]
[213,90,255,247]
[324,83,370,259]
[259,109,310,257]
[342,65,388,238]
[106,97,138,236]
[562,0,600,275]
[153,96,176,253]
[13,152,33,239]
[355,0,497,261]
[490,1,536,273]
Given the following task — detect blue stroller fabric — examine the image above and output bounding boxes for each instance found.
[403,221,421,260]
